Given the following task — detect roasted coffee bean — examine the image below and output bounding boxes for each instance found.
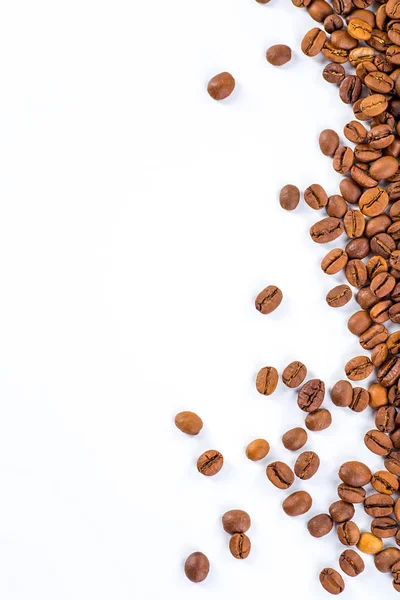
[344,120,367,143]
[282,427,308,451]
[332,29,358,51]
[339,549,365,577]
[368,255,390,280]
[338,483,366,504]
[308,0,333,22]
[345,237,370,259]
[365,71,394,93]
[370,156,399,180]
[390,303,400,323]
[354,143,382,162]
[374,547,400,572]
[359,188,389,217]
[349,46,375,67]
[372,111,395,129]
[307,513,333,537]
[302,27,327,56]
[246,439,270,461]
[207,73,235,101]
[371,470,399,494]
[368,124,395,149]
[351,163,378,187]
[389,182,400,201]
[370,233,396,257]
[377,357,400,386]
[323,63,346,83]
[340,177,362,203]
[294,451,320,480]
[391,200,400,220]
[319,129,339,156]
[197,450,224,476]
[279,184,300,210]
[327,195,347,218]
[357,532,383,555]
[390,250,400,271]
[366,215,392,238]
[255,285,283,314]
[319,568,345,595]
[387,44,400,65]
[345,259,367,287]
[304,184,328,209]
[389,20,400,44]
[282,490,312,516]
[365,493,395,517]
[282,361,307,388]
[364,429,393,455]
[322,249,348,274]
[348,17,372,41]
[369,30,391,53]
[256,366,278,395]
[298,379,325,412]
[356,286,379,309]
[344,209,365,237]
[345,356,373,380]
[229,533,251,559]
[329,500,355,523]
[175,411,203,435]
[360,94,388,117]
[326,284,352,308]
[371,272,396,297]
[339,461,372,486]
[333,146,354,173]
[393,561,400,593]
[339,75,362,103]
[266,461,294,489]
[266,44,292,66]
[371,517,398,538]
[372,343,389,367]
[387,331,400,354]
[305,408,332,430]
[331,380,353,407]
[387,136,400,157]
[369,382,388,409]
[324,15,343,34]
[322,40,349,64]
[391,428,400,449]
[184,552,210,582]
[222,510,251,534]
[370,300,391,323]
[310,217,344,243]
[338,521,361,546]
[389,383,400,406]
[393,282,400,302]
[350,387,370,412]
[348,311,372,335]
[384,450,400,475]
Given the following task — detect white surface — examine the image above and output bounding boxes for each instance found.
[0,1,398,598]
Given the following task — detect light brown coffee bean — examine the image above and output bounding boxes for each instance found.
[282,490,312,516]
[331,380,353,407]
[308,513,333,537]
[246,439,270,461]
[197,450,224,476]
[326,284,352,307]
[321,248,348,274]
[302,27,327,56]
[359,187,389,217]
[345,356,374,380]
[319,129,340,156]
[282,427,308,451]
[207,72,235,100]
[279,184,300,210]
[305,408,332,430]
[222,510,251,534]
[304,184,328,209]
[266,44,292,66]
[294,451,320,480]
[175,411,203,435]
[255,286,283,314]
[266,461,294,489]
[348,311,372,335]
[282,361,307,388]
[256,366,279,396]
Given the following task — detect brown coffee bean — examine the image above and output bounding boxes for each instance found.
[319,129,339,156]
[282,427,308,451]
[282,361,307,388]
[370,156,399,180]
[338,521,361,546]
[256,366,278,395]
[302,27,327,56]
[351,163,378,188]
[359,188,389,217]
[360,324,389,350]
[305,408,332,430]
[229,533,251,559]
[339,549,365,577]
[307,513,333,537]
[354,143,382,163]
[345,356,373,380]
[344,120,366,144]
[331,379,353,407]
[364,429,393,455]
[357,532,383,555]
[184,552,210,583]
[339,461,372,486]
[326,284,352,308]
[390,303,400,323]
[360,94,388,117]
[372,343,389,367]
[390,250,400,271]
[340,177,362,203]
[222,510,251,534]
[333,146,354,173]
[345,259,367,287]
[366,215,392,238]
[365,493,394,517]
[308,0,333,22]
[350,387,370,412]
[370,300,391,324]
[304,184,328,209]
[255,286,283,314]
[321,249,348,274]
[327,195,347,218]
[266,44,292,66]
[175,411,203,435]
[367,255,389,280]
[348,311,372,335]
[323,63,346,83]
[344,209,365,237]
[207,72,235,101]
[389,183,400,202]
[319,568,345,594]
[197,450,224,476]
[332,29,358,51]
[368,124,395,149]
[323,41,350,64]
[294,451,320,480]
[369,382,389,409]
[356,286,379,309]
[266,461,294,489]
[387,331,400,354]
[349,46,375,67]
[348,18,372,41]
[338,483,366,504]
[371,272,396,297]
[371,470,399,494]
[339,75,362,103]
[377,357,400,386]
[282,490,312,516]
[279,184,300,211]
[370,232,396,258]
[246,439,270,461]
[393,561,400,592]
[365,71,394,93]
[329,500,355,523]
[374,547,400,572]
[389,383,400,406]
[391,199,400,221]
[371,517,398,538]
[324,14,343,34]
[348,239,371,261]
[298,379,325,412]
[385,450,400,475]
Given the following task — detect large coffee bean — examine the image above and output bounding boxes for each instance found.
[338,521,360,546]
[197,450,224,476]
[365,493,395,517]
[175,411,203,435]
[359,324,389,350]
[323,63,346,83]
[294,451,320,480]
[322,248,348,274]
[184,552,210,582]
[344,209,365,237]
[377,357,400,386]
[345,259,367,287]
[345,356,374,380]
[339,549,365,577]
[302,27,327,56]
[282,491,312,516]
[279,184,300,210]
[304,184,328,209]
[222,510,251,533]
[308,513,333,537]
[371,470,399,494]
[371,517,398,538]
[255,286,283,314]
[339,461,372,486]
[337,483,366,504]
[348,311,372,335]
[319,129,340,156]
[246,439,270,461]
[256,366,279,395]
[374,547,400,573]
[229,533,251,559]
[329,500,355,523]
[350,387,370,412]
[266,461,294,489]
[298,379,325,412]
[359,187,389,217]
[364,430,393,455]
[305,408,332,430]
[326,284,352,307]
[319,568,345,595]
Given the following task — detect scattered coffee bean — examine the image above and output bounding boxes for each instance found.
[371,470,399,494]
[294,451,320,480]
[339,461,372,486]
[305,183,329,209]
[345,356,374,381]
[298,379,325,412]
[246,438,270,461]
[282,490,312,516]
[348,311,372,335]
[338,521,360,546]
[282,361,307,388]
[282,427,308,451]
[329,500,355,523]
[184,552,210,582]
[229,533,251,559]
[266,461,295,489]
[323,63,346,83]
[310,217,344,243]
[307,513,333,538]
[364,430,393,455]
[375,406,397,433]
[255,285,283,314]
[357,532,383,555]
[207,72,235,101]
[374,547,400,573]
[197,450,224,476]
[256,366,279,395]
[331,380,353,407]
[319,568,345,595]
[371,517,398,539]
[326,284,352,307]
[319,129,339,156]
[365,493,395,517]
[305,408,332,430]
[266,44,292,66]
[222,510,251,534]
[339,549,365,577]
[321,248,348,274]
[350,387,369,412]
[279,184,300,210]
[338,483,365,504]
[175,411,203,435]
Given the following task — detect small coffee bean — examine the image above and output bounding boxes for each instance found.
[331,380,352,407]
[304,184,328,209]
[319,129,339,156]
[360,94,388,117]
[197,450,224,476]
[333,146,354,173]
[390,303,400,323]
[365,493,395,517]
[351,163,378,188]
[321,249,348,274]
[332,29,358,51]
[298,379,325,412]
[175,411,203,435]
[282,427,307,451]
[308,0,333,22]
[305,408,332,430]
[370,301,391,324]
[346,238,370,259]
[354,143,382,163]
[184,552,210,582]
[375,406,397,433]
[266,461,294,489]
[369,382,388,409]
[256,366,279,395]
[390,250,400,271]
[319,568,345,595]
[329,500,355,523]
[368,124,395,149]
[339,549,365,577]
[307,513,333,538]
[357,532,383,555]
[359,188,389,217]
[392,428,400,449]
[345,356,373,381]
[294,451,320,480]
[385,451,400,475]
[326,284,352,308]
[350,387,369,412]
[371,517,398,538]
[370,156,399,180]
[340,177,362,203]
[324,14,343,34]
[366,215,392,239]
[364,430,393,455]
[229,533,251,559]
[344,120,366,143]
[344,209,365,238]
[345,259,367,287]
[282,361,307,388]
[371,470,399,494]
[266,44,292,66]
[387,331,400,354]
[347,311,372,335]
[377,357,400,387]
[338,483,366,504]
[207,72,235,101]
[374,547,400,572]
[302,27,327,56]
[327,194,347,218]
[222,510,251,534]
[338,521,361,546]
[255,286,283,314]
[339,75,362,103]
[246,439,270,461]
[356,286,379,310]
[279,184,300,211]
[393,561,400,593]
[323,63,346,83]
[310,217,344,243]
[282,490,312,516]
[339,461,372,486]
[359,324,389,349]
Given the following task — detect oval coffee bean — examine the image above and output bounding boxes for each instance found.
[356,286,379,310]
[184,552,210,583]
[359,187,389,217]
[345,356,373,381]
[256,366,278,395]
[331,379,353,406]
[319,568,345,595]
[371,470,399,494]
[322,249,348,274]
[371,517,398,539]
[333,146,354,173]
[266,461,294,489]
[385,451,400,475]
[354,143,382,163]
[375,406,397,434]
[371,233,396,258]
[370,301,391,324]
[319,129,339,156]
[339,461,372,486]
[298,379,325,412]
[360,94,388,117]
[374,547,400,573]
[364,430,393,455]
[359,324,388,349]
[229,533,251,559]
[322,40,349,64]
[346,237,369,259]
[339,75,362,103]
[266,44,292,66]
[327,195,347,218]
[326,284,352,307]
[393,561,400,592]
[255,285,283,314]
[366,215,392,239]
[338,483,366,504]
[246,439,270,461]
[357,532,383,555]
[304,183,328,209]
[279,184,300,211]
[329,500,355,523]
[310,217,344,243]
[222,510,251,534]
[369,382,388,409]
[368,124,395,149]
[307,513,333,538]
[338,521,360,546]
[390,303,400,323]
[282,490,312,517]
[339,549,365,577]
[331,29,357,50]
[370,156,399,180]
[345,259,367,287]
[340,177,362,203]
[377,357,400,386]
[348,18,372,40]
[365,72,394,94]
[294,451,320,480]
[347,311,372,335]
[350,387,369,412]
[302,27,327,56]
[324,14,343,34]
[388,331,400,354]
[365,493,395,517]
[197,450,224,476]
[305,408,332,430]
[344,209,365,237]
[282,361,307,388]
[282,427,307,451]
[207,73,235,101]
[323,63,346,83]
[175,411,203,435]
[344,120,366,143]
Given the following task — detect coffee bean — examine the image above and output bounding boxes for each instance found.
[371,517,398,539]
[350,387,370,412]
[346,238,369,259]
[351,163,378,188]
[377,357,400,386]
[365,71,394,94]
[319,568,345,595]
[393,561,400,593]
[282,490,312,516]
[370,156,399,180]
[329,500,355,523]
[339,461,372,486]
[387,331,400,354]
[339,549,365,577]
[344,209,365,238]
[266,44,292,66]
[338,483,366,504]
[392,428,400,449]
[340,177,362,203]
[324,14,343,34]
[222,510,251,534]
[323,63,346,83]
[282,427,308,451]
[331,380,353,407]
[347,311,372,335]
[326,284,352,307]
[385,451,400,475]
[344,120,367,143]
[348,18,372,40]
[304,184,328,209]
[339,75,362,103]
[298,379,325,412]
[364,429,393,455]
[368,124,395,149]
[319,129,339,156]
[256,366,279,395]
[175,411,203,435]
[338,521,361,546]
[390,250,400,271]
[266,461,294,489]
[294,451,320,480]
[365,493,395,517]
[305,408,332,430]
[366,215,392,239]
[255,285,283,314]
[246,439,270,461]
[354,143,382,163]
[197,450,224,476]
[356,286,379,309]
[308,0,333,22]
[282,361,307,388]
[360,94,389,117]
[345,356,373,380]
[349,46,374,67]
[359,188,389,217]
[359,324,388,349]
[357,532,383,555]
[229,533,251,559]
[390,303,400,323]
[391,199,400,220]
[302,27,327,56]
[207,72,235,101]
[321,249,348,274]
[374,547,400,572]
[327,194,347,218]
[184,552,210,582]
[369,382,388,409]
[307,513,333,537]
[375,406,397,433]
[370,301,391,324]
[371,470,399,494]
[310,217,345,244]
[389,384,400,406]
[332,29,358,50]
[333,146,354,173]
[279,184,300,210]
[345,259,367,287]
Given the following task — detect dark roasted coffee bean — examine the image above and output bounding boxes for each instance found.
[345,259,367,287]
[345,237,370,259]
[175,411,203,435]
[327,195,347,218]
[371,469,399,494]
[356,286,379,309]
[282,361,307,388]
[372,343,389,366]
[339,75,362,103]
[266,461,294,489]
[283,490,312,516]
[279,184,300,210]
[282,427,307,451]
[207,73,235,101]
[370,233,396,258]
[338,521,360,546]
[294,451,320,480]
[377,357,400,386]
[371,272,396,297]
[310,217,344,243]
[266,44,292,66]
[326,284,352,308]
[255,286,283,315]
[329,500,355,523]
[374,547,400,572]
[338,483,366,504]
[370,300,391,323]
[347,311,372,335]
[323,62,346,83]
[305,408,332,430]
[222,510,251,533]
[229,533,251,559]
[184,552,210,582]
[340,177,362,203]
[197,450,224,476]
[366,215,392,238]
[339,549,365,577]
[256,366,278,395]
[350,387,369,412]
[319,129,339,156]
[333,146,354,173]
[304,184,328,209]
[371,517,398,538]
[324,14,343,33]
[339,461,372,486]
[307,513,333,537]
[364,429,393,455]
[344,209,365,237]
[319,568,345,595]
[302,27,327,56]
[385,450,400,475]
[246,439,270,461]
[321,248,348,274]
[387,331,400,354]
[298,379,325,411]
[345,355,373,380]
[365,493,394,516]
[368,30,391,54]
[332,0,352,15]
[344,120,367,143]
[359,188,388,217]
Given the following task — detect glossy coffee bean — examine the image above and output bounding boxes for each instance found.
[371,343,389,369]
[344,120,366,143]
[347,311,372,335]
[294,451,320,480]
[329,500,355,523]
[222,510,251,534]
[229,533,251,559]
[360,94,388,117]
[304,184,328,209]
[282,361,307,388]
[307,513,333,537]
[323,63,346,83]
[338,483,366,504]
[370,156,399,180]
[348,18,372,40]
[266,44,292,66]
[246,439,270,461]
[282,427,307,451]
[356,286,379,310]
[197,450,224,476]
[339,461,372,486]
[344,209,365,237]
[370,301,391,324]
[359,324,388,349]
[359,187,388,217]
[365,215,392,238]
[255,286,283,314]
[319,129,339,156]
[175,411,203,435]
[371,517,398,538]
[387,331,400,354]
[365,493,394,517]
[266,461,294,489]
[319,568,345,595]
[279,184,300,210]
[339,549,365,577]
[345,355,373,380]
[302,27,327,56]
[256,366,279,395]
[345,259,367,287]
[298,379,325,412]
[207,73,235,101]
[370,232,396,258]
[282,490,312,516]
[333,146,354,173]
[364,430,393,455]
[374,547,400,572]
[338,521,360,546]
[368,124,394,149]
[324,14,343,34]
[371,470,399,494]
[326,284,352,307]
[184,552,210,582]
[339,75,362,103]
[321,249,348,274]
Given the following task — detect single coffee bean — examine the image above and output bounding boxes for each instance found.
[345,356,373,380]
[279,184,300,210]
[332,29,358,51]
[357,532,383,555]
[256,366,279,395]
[359,324,389,349]
[344,120,367,143]
[365,71,394,94]
[393,561,400,593]
[345,259,367,287]
[333,146,354,173]
[184,552,210,582]
[370,301,391,324]
[302,27,327,56]
[246,439,270,461]
[385,451,400,475]
[370,156,399,180]
[319,568,345,595]
[339,461,372,486]
[371,233,396,258]
[348,18,372,40]
[347,311,372,335]
[329,500,355,523]
[369,382,388,409]
[322,40,349,63]
[331,380,352,407]
[327,195,347,218]
[307,513,333,537]
[324,14,343,34]
[390,250,400,271]
[389,223,400,241]
[222,510,251,534]
[308,0,333,22]
[207,72,235,101]
[319,129,339,156]
[339,549,365,577]
[364,430,393,455]
[377,357,400,387]
[197,450,224,476]
[338,483,365,504]
[338,521,361,546]
[255,285,283,314]
[360,94,388,117]
[340,177,362,203]
[266,461,294,489]
[175,411,203,435]
[356,286,379,310]
[366,214,392,239]
[371,470,399,494]
[266,44,292,66]
[354,143,382,163]
[229,533,251,559]
[323,63,346,83]
[344,209,365,238]
[395,498,400,522]
[304,184,328,209]
[282,490,312,516]
[349,46,374,67]
[322,249,348,274]
[346,238,370,260]
[367,256,388,281]
[390,303,400,323]
[393,282,400,302]
[391,199,400,221]
[282,361,307,388]
[351,163,378,188]
[368,124,395,149]
[371,517,398,538]
[350,387,369,412]
[359,187,389,217]
[339,75,362,103]
[305,408,332,430]
[294,451,320,480]
[365,493,395,517]
[387,331,400,354]
[375,406,397,433]
[389,384,400,406]
[282,427,307,451]
[391,428,400,449]
[326,284,352,308]
[298,379,325,412]
[374,547,400,572]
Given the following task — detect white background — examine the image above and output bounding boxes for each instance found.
[0,0,399,598]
